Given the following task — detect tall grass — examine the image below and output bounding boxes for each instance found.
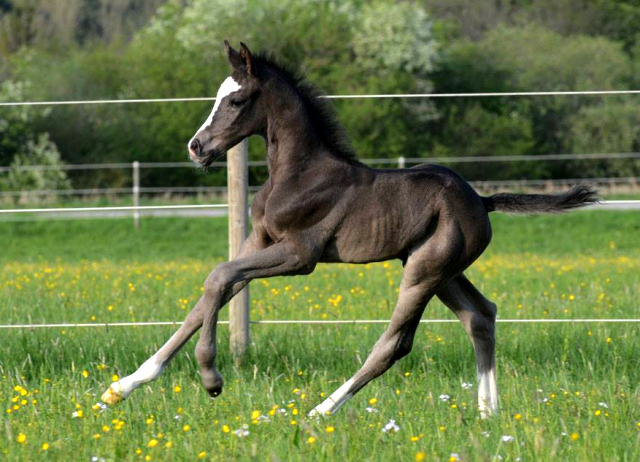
[1,211,638,461]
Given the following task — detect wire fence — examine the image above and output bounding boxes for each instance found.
[3,152,640,173]
[3,88,640,107]
[1,318,639,330]
[2,153,640,201]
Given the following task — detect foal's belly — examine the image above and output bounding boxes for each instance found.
[320,210,431,264]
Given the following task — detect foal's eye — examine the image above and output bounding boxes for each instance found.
[230,99,246,108]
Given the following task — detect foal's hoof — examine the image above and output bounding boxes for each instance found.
[201,370,224,398]
[207,386,223,398]
[101,382,124,406]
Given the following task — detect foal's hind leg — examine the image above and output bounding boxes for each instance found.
[309,244,457,417]
[437,274,498,418]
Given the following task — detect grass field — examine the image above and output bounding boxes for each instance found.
[1,211,639,461]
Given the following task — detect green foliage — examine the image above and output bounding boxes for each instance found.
[432,25,634,172]
[0,80,70,193]
[567,101,640,178]
[477,25,630,92]
[3,0,640,189]
[1,133,70,192]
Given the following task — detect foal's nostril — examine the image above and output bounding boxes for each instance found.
[189,139,201,155]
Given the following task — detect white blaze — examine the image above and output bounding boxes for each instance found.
[188,76,242,149]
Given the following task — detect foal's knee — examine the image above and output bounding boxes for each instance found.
[204,264,236,299]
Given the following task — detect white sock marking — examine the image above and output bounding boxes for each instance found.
[309,378,355,416]
[188,76,242,150]
[112,332,179,398]
[478,368,498,418]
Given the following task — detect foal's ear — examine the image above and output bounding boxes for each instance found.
[224,40,244,70]
[239,42,258,77]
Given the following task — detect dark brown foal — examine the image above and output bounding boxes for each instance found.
[102,42,597,419]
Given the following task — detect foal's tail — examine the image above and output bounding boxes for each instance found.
[482,185,598,214]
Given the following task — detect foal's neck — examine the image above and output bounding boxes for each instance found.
[264,91,351,182]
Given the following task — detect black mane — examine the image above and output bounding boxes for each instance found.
[254,52,359,163]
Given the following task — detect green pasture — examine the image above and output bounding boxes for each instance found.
[1,211,639,461]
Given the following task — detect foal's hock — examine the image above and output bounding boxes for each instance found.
[101,42,597,418]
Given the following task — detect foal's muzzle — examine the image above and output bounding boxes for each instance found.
[189,139,202,157]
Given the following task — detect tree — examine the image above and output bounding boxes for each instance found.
[0,80,70,193]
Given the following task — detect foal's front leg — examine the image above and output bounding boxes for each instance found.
[194,243,315,396]
[101,239,312,404]
[101,231,260,404]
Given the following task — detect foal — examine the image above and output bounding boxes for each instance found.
[102,42,597,418]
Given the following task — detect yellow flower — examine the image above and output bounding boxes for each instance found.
[82,370,89,378]
[93,434,101,440]
[164,442,173,448]
[222,425,230,433]
[415,452,426,462]
[307,437,315,444]
[595,410,602,416]
[290,420,296,425]
[16,433,26,444]
[112,374,119,382]
[42,442,50,451]
[174,386,181,393]
[570,432,580,441]
[148,439,158,448]
[368,398,378,405]
[251,410,260,420]
[183,425,191,432]
[514,413,522,420]
[410,436,420,442]
[198,452,207,458]
[145,456,151,462]
[326,426,335,433]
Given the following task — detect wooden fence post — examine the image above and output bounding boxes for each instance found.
[133,161,140,229]
[227,139,250,360]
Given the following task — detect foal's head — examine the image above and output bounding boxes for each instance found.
[188,41,266,166]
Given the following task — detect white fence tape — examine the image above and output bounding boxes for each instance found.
[0,204,227,214]
[1,318,639,329]
[3,89,640,107]
[0,201,632,216]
